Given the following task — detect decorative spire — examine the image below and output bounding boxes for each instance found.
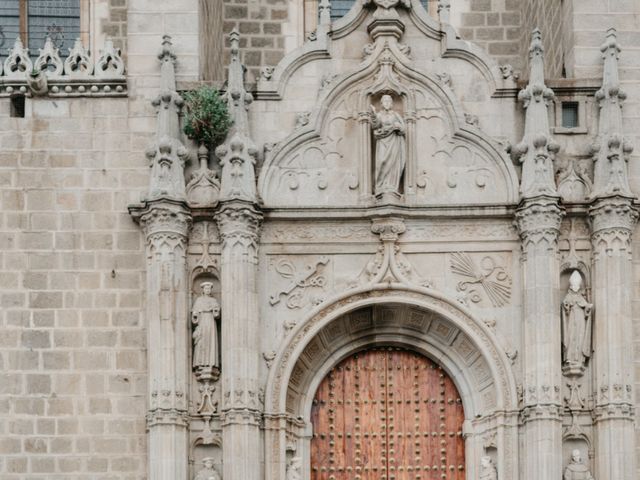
[590,28,633,198]
[512,29,559,199]
[215,29,258,203]
[145,35,187,201]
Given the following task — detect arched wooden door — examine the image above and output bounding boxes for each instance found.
[310,347,465,480]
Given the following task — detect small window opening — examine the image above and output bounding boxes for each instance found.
[561,102,579,129]
[10,95,25,118]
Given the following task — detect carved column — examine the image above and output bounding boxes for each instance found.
[215,201,263,480]
[513,30,565,480]
[515,197,564,480]
[140,204,192,480]
[588,29,638,480]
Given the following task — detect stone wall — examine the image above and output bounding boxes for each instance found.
[0,97,148,478]
[101,0,129,53]
[519,0,565,78]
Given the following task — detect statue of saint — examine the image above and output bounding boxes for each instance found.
[286,456,301,480]
[369,94,406,197]
[563,449,594,480]
[561,271,592,375]
[192,282,220,369]
[479,456,498,480]
[194,457,221,480]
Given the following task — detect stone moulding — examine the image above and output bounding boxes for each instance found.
[0,37,126,98]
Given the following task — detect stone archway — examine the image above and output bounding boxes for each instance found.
[264,286,519,480]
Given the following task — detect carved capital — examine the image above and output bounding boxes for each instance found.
[593,403,635,422]
[589,197,638,257]
[515,197,564,251]
[371,217,406,242]
[146,407,190,428]
[215,201,263,263]
[137,202,192,240]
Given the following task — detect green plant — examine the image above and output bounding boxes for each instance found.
[182,86,232,148]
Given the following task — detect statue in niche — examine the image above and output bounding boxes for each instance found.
[286,456,301,480]
[561,271,592,376]
[563,449,594,480]
[479,456,498,480]
[369,94,406,198]
[192,282,220,369]
[194,457,221,480]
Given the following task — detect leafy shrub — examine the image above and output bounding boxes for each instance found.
[183,86,232,148]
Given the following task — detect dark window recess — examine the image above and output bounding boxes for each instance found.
[561,102,579,129]
[0,0,20,59]
[329,0,430,20]
[10,96,25,118]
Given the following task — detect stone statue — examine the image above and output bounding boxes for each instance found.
[286,456,302,480]
[194,457,221,480]
[563,449,594,480]
[479,456,497,480]
[561,271,592,375]
[192,282,221,369]
[369,94,406,198]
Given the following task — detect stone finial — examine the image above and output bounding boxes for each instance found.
[318,0,331,27]
[438,0,451,23]
[512,29,559,199]
[215,29,259,203]
[95,39,125,77]
[34,36,63,76]
[64,38,93,76]
[3,36,32,77]
[590,28,634,198]
[146,35,188,201]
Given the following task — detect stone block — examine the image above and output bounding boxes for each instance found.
[14,398,45,415]
[0,374,22,395]
[0,438,22,454]
[21,330,51,349]
[43,352,71,370]
[476,27,505,41]
[19,232,54,250]
[87,457,109,472]
[26,374,52,394]
[31,457,56,473]
[9,419,34,435]
[87,330,118,347]
[53,374,82,395]
[73,351,110,370]
[28,292,63,309]
[32,310,55,327]
[23,438,48,454]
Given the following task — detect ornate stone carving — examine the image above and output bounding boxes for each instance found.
[515,197,564,252]
[286,456,302,480]
[450,252,511,307]
[294,111,311,130]
[64,38,93,76]
[146,36,187,201]
[192,282,221,370]
[590,29,633,199]
[589,198,638,259]
[215,202,262,263]
[34,36,63,76]
[511,30,559,198]
[3,37,32,77]
[464,113,479,127]
[480,456,498,480]
[215,30,258,203]
[561,271,592,376]
[557,158,592,202]
[194,458,221,480]
[95,39,125,77]
[187,145,221,207]
[369,94,406,201]
[437,0,451,23]
[563,450,594,480]
[269,257,329,309]
[565,379,586,411]
[263,351,276,369]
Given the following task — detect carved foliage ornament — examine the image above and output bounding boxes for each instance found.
[450,252,511,307]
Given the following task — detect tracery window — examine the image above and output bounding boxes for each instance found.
[0,0,88,59]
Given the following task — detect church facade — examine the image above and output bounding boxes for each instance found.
[1,1,640,479]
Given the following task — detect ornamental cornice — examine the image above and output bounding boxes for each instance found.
[520,404,563,424]
[592,403,634,422]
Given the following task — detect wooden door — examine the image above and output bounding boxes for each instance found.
[310,348,465,480]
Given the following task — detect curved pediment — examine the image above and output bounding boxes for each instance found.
[255,0,519,208]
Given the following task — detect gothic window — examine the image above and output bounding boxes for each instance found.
[0,0,88,59]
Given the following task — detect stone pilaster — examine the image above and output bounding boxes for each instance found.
[588,29,638,480]
[215,200,263,480]
[515,196,565,480]
[589,198,637,480]
[139,202,192,480]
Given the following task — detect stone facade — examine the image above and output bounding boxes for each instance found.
[1,0,640,479]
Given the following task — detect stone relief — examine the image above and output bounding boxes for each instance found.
[561,271,592,377]
[194,458,221,480]
[285,456,302,480]
[557,157,592,202]
[450,252,511,307]
[480,456,498,480]
[369,94,406,201]
[269,256,329,309]
[192,282,221,371]
[563,450,594,480]
[187,145,220,208]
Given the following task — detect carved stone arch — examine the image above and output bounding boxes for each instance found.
[257,39,519,206]
[263,286,519,480]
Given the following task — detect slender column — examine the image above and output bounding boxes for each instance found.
[589,29,637,480]
[513,30,564,480]
[141,204,191,480]
[515,198,564,480]
[129,36,191,480]
[215,201,263,480]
